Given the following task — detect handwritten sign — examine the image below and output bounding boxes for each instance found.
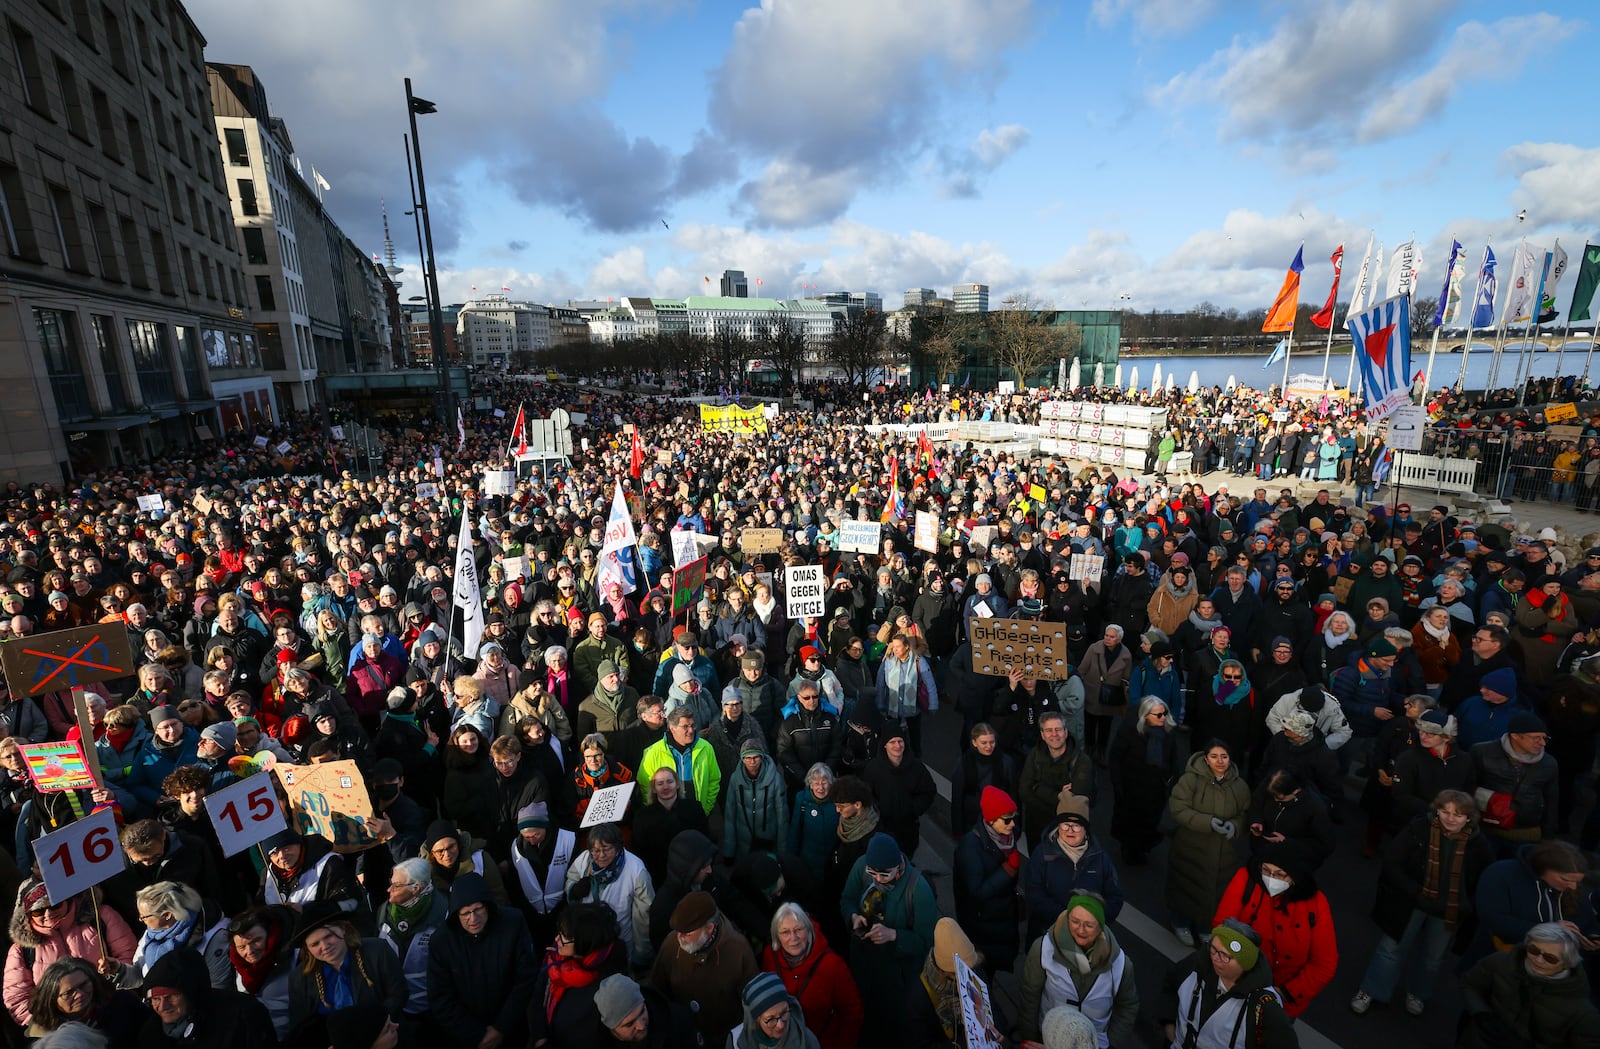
[330,425,345,440]
[581,782,635,828]
[273,761,380,853]
[954,953,1002,1049]
[137,494,163,514]
[785,564,827,619]
[969,617,1071,680]
[1545,401,1579,422]
[192,493,213,515]
[968,525,996,551]
[19,740,98,792]
[37,807,124,903]
[275,441,292,455]
[1,625,136,698]
[914,510,939,553]
[1069,553,1106,583]
[673,557,708,614]
[482,470,514,496]
[670,529,701,570]
[741,528,783,554]
[204,773,288,857]
[836,519,882,554]
[1029,484,1046,502]
[502,555,529,582]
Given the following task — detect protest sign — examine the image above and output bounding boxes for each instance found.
[253,435,269,448]
[18,740,98,792]
[969,617,1071,680]
[37,807,124,903]
[968,525,997,551]
[204,772,288,857]
[914,510,939,553]
[1029,484,1046,502]
[482,470,514,496]
[414,482,438,501]
[656,449,672,467]
[785,565,826,619]
[275,441,292,455]
[954,953,1002,1049]
[1,624,136,698]
[672,558,707,613]
[581,782,635,828]
[136,494,163,513]
[273,760,380,852]
[502,555,529,582]
[670,529,701,570]
[192,493,213,515]
[330,425,345,440]
[836,519,882,554]
[1069,553,1106,583]
[741,528,783,554]
[1545,401,1579,422]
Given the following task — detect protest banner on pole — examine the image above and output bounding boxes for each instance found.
[1,624,136,698]
[673,558,707,613]
[36,807,124,903]
[914,511,939,553]
[205,772,289,856]
[273,761,380,852]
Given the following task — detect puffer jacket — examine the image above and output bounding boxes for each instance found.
[1016,918,1139,1046]
[1328,657,1402,738]
[1164,751,1251,930]
[723,752,788,860]
[761,926,863,1049]
[724,671,786,740]
[1211,864,1337,1017]
[1470,738,1559,839]
[953,819,1023,967]
[1459,946,1600,1049]
[5,882,138,1025]
[1022,814,1125,942]
[776,704,843,790]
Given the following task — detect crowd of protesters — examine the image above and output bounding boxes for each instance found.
[0,369,1597,1049]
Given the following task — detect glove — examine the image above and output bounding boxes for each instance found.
[1003,850,1023,876]
[1211,818,1236,839]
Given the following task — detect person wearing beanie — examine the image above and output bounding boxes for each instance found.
[1023,793,1125,944]
[650,891,759,1044]
[419,818,509,909]
[1159,919,1295,1049]
[1390,709,1475,825]
[1453,665,1533,750]
[504,799,575,943]
[1016,893,1139,1048]
[1351,789,1494,1018]
[1328,628,1404,772]
[574,657,641,740]
[954,786,1024,973]
[704,688,767,792]
[1469,711,1558,843]
[840,831,938,1044]
[1039,1005,1099,1049]
[134,946,279,1049]
[426,872,538,1049]
[1264,683,1353,752]
[859,718,937,858]
[652,629,718,700]
[730,970,820,1049]
[1212,844,1338,1017]
[570,611,630,709]
[722,736,787,863]
[718,646,784,744]
[126,703,200,811]
[586,970,697,1047]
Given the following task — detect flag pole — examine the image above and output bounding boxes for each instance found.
[1515,243,1555,407]
[1457,244,1490,392]
[1487,238,1525,391]
[1281,322,1295,392]
[1319,315,1337,382]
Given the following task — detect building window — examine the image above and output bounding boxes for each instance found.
[125,112,150,178]
[55,58,90,139]
[102,5,127,76]
[92,314,127,412]
[224,127,248,166]
[0,164,38,260]
[256,323,285,370]
[9,21,50,117]
[180,244,198,294]
[47,185,85,272]
[90,86,117,158]
[255,275,276,312]
[237,178,258,216]
[173,325,203,396]
[149,94,168,147]
[119,214,147,287]
[149,227,174,294]
[35,308,92,422]
[86,202,118,281]
[241,227,268,265]
[71,0,95,45]
[126,319,175,405]
[165,171,183,225]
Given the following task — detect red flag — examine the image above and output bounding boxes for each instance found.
[1311,245,1344,329]
[510,405,527,456]
[1262,246,1303,333]
[630,430,644,480]
[916,429,933,467]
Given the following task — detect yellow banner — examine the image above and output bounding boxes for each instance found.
[1545,402,1578,422]
[699,403,768,434]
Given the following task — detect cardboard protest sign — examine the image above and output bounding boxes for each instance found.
[580,782,635,828]
[969,617,1071,680]
[1545,401,1579,422]
[1,624,135,698]
[656,449,672,467]
[1029,483,1047,502]
[192,493,213,515]
[253,435,269,448]
[501,555,529,582]
[204,772,288,857]
[1069,553,1106,583]
[36,807,124,903]
[954,953,1003,1049]
[785,565,827,619]
[673,558,707,613]
[836,519,882,554]
[18,740,98,792]
[914,511,939,553]
[968,525,996,551]
[273,761,380,852]
[741,528,783,554]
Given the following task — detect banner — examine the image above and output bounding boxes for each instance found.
[914,510,939,553]
[1570,243,1600,323]
[969,618,1071,680]
[672,558,707,613]
[598,484,639,596]
[1347,294,1414,424]
[19,740,98,792]
[1470,246,1498,329]
[1,624,136,697]
[1435,239,1464,327]
[1502,241,1542,325]
[453,512,483,659]
[836,519,882,554]
[1386,239,1422,299]
[698,403,768,434]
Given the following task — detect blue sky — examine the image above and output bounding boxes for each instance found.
[186,0,1598,315]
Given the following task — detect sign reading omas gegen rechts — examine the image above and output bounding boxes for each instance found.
[969,617,1071,680]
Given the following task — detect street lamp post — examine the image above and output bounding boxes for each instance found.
[405,79,452,422]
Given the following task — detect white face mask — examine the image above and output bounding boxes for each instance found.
[1262,875,1291,897]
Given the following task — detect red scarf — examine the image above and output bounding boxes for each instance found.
[230,921,283,994]
[542,943,613,1020]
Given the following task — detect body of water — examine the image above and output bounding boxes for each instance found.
[1116,340,1596,392]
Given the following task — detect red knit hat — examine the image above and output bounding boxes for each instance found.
[980,786,1017,824]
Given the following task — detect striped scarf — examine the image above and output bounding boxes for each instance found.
[1419,816,1470,930]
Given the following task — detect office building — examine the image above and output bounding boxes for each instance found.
[456,293,550,369]
[904,288,936,309]
[719,269,748,298]
[0,3,261,480]
[953,283,990,313]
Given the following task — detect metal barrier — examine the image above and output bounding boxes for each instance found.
[1391,453,1479,495]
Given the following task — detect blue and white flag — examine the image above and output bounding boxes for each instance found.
[1434,240,1464,327]
[1347,294,1413,423]
[1263,339,1288,368]
[599,483,639,595]
[1469,246,1497,330]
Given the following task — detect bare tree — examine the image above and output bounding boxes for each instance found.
[920,314,971,386]
[755,317,810,395]
[1411,295,1438,338]
[825,310,888,386]
[990,296,1082,387]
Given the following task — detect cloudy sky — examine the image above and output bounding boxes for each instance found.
[186,0,1597,314]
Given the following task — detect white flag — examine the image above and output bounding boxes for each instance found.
[1386,239,1422,299]
[1502,241,1543,325]
[313,168,332,192]
[452,511,483,659]
[598,484,639,595]
[1347,234,1375,313]
[1540,241,1570,322]
[1367,242,1385,311]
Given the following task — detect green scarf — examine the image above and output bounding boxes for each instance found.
[838,806,880,844]
[384,888,435,956]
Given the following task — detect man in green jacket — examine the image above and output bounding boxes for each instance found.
[839,832,939,1045]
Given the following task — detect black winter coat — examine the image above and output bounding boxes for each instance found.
[137,949,276,1049]
[426,875,540,1049]
[1371,812,1494,944]
[1391,743,1476,825]
[949,748,1020,829]
[953,821,1022,970]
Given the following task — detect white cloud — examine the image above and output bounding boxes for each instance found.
[431,265,582,306]
[938,124,1032,198]
[1091,0,1218,35]
[1165,207,1368,272]
[588,247,652,296]
[973,125,1031,168]
[1504,142,1600,228]
[708,0,1034,224]
[1151,1,1573,147]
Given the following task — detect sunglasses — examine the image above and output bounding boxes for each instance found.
[1526,945,1565,965]
[1222,674,1244,682]
[994,814,1017,824]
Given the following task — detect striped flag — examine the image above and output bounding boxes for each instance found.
[1347,294,1414,423]
[1434,240,1464,327]
[1469,246,1497,329]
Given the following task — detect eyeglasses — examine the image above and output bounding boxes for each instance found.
[995,814,1017,824]
[759,1007,792,1029]
[1526,945,1566,965]
[1222,674,1244,682]
[1150,711,1168,719]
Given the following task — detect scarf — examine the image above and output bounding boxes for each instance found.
[542,942,614,1021]
[590,854,624,887]
[920,953,964,1042]
[1501,736,1545,766]
[1422,618,1452,644]
[320,954,356,1012]
[1052,926,1112,975]
[983,821,1016,852]
[1418,815,1471,930]
[1211,666,1251,708]
[384,888,435,956]
[1322,617,1353,650]
[753,595,777,623]
[838,806,880,843]
[104,725,136,752]
[1163,573,1196,599]
[546,669,569,709]
[231,921,283,994]
[1144,724,1171,767]
[141,914,196,969]
[1059,837,1089,865]
[1188,610,1222,634]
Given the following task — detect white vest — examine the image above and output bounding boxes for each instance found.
[264,852,332,907]
[1170,971,1281,1049]
[511,828,574,914]
[1041,937,1123,1049]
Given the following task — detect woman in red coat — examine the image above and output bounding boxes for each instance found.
[1212,846,1338,1018]
[761,902,863,1049]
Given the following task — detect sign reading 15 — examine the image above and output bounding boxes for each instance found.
[214,782,276,832]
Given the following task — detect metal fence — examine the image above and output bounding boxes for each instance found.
[1405,427,1600,506]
